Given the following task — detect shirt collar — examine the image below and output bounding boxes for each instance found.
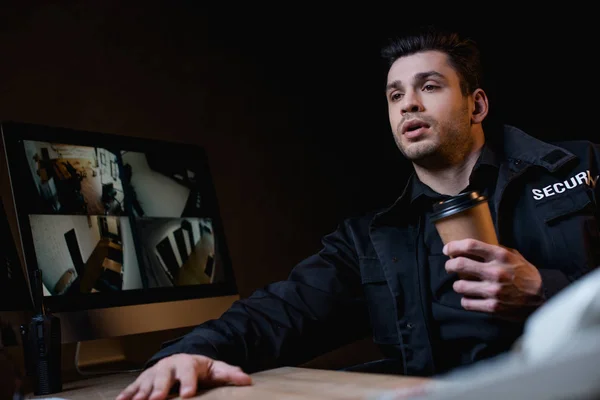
[410,174,445,205]
[409,141,500,206]
[474,140,500,170]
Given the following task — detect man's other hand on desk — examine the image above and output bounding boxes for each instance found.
[116,354,252,400]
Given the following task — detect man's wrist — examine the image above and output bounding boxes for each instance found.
[536,268,571,300]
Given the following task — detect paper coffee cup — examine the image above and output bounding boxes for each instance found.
[430,190,498,246]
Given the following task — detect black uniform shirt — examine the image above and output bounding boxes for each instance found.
[409,143,523,374]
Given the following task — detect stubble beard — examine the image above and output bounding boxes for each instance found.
[394,105,474,169]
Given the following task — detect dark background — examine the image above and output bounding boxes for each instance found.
[1,3,597,299]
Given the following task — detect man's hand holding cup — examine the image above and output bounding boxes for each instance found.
[431,191,544,320]
[443,238,544,320]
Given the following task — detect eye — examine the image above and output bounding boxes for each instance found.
[390,92,404,102]
[423,84,438,92]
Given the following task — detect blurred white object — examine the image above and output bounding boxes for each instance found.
[375,267,600,400]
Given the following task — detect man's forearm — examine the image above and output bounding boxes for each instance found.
[144,282,369,372]
[143,221,369,371]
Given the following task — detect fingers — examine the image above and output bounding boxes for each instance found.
[445,240,544,320]
[443,239,508,262]
[116,357,184,400]
[175,359,201,398]
[116,355,252,400]
[207,360,253,386]
[117,380,142,400]
[445,256,510,282]
[461,297,503,313]
[461,296,538,320]
[175,356,252,396]
[148,368,174,400]
[132,376,154,400]
[453,280,504,299]
[117,369,154,400]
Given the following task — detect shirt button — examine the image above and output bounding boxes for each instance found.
[406,322,414,329]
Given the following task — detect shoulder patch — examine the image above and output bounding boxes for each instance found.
[541,149,568,165]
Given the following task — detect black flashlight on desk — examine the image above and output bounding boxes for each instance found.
[20,269,62,396]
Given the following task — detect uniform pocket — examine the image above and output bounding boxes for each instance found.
[536,185,595,224]
[359,258,400,345]
[535,186,599,280]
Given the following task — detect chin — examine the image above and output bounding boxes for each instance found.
[401,141,439,161]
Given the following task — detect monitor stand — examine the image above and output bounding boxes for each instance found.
[74,337,143,377]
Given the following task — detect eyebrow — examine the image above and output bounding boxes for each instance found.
[385,71,447,92]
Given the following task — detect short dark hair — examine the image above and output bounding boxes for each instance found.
[381,26,483,96]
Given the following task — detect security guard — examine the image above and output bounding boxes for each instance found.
[118,27,599,400]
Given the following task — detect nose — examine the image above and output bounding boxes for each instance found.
[401,90,424,115]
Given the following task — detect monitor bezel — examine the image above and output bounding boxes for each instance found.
[1,120,238,314]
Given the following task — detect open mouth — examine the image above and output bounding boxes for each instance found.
[402,120,430,135]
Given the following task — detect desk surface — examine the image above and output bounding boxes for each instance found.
[29,366,431,400]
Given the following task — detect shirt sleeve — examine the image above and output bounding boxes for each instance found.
[145,219,370,372]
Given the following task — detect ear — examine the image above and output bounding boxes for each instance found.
[470,88,489,124]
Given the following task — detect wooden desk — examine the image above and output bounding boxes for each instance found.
[28,367,430,399]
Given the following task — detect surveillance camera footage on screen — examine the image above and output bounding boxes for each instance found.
[2,121,237,310]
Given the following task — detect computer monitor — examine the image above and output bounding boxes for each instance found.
[0,197,31,312]
[1,121,240,344]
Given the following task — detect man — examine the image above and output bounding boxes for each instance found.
[117,27,600,400]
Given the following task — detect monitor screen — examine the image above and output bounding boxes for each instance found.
[1,121,238,314]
